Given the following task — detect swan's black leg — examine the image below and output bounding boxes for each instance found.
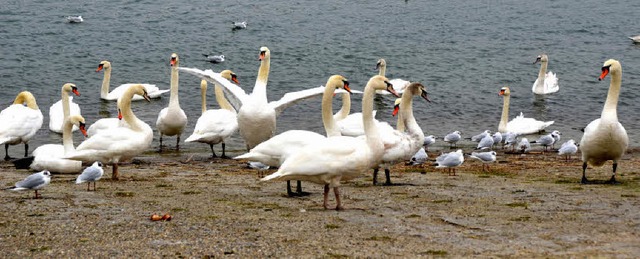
[581,162,590,184]
[384,169,392,186]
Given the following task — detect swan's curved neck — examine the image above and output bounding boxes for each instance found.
[62,88,70,121]
[378,64,386,77]
[396,112,405,132]
[14,92,39,110]
[169,65,180,108]
[101,66,112,99]
[334,93,350,121]
[499,94,509,132]
[120,91,142,131]
[200,81,207,114]
[322,86,341,137]
[252,56,270,101]
[534,61,548,92]
[602,68,622,121]
[399,88,422,138]
[214,83,235,112]
[362,84,381,149]
[62,119,75,154]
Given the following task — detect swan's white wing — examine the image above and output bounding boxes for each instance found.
[506,112,554,135]
[544,71,559,94]
[235,130,325,167]
[268,86,327,116]
[0,105,43,144]
[179,67,247,111]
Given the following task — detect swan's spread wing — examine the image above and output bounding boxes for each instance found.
[179,67,247,110]
[269,86,327,116]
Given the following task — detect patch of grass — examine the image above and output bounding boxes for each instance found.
[366,236,393,241]
[506,202,529,209]
[621,194,637,198]
[477,174,491,178]
[419,250,448,256]
[405,214,421,218]
[263,203,285,210]
[114,192,135,197]
[554,178,576,184]
[325,224,340,229]
[569,186,584,191]
[182,191,201,195]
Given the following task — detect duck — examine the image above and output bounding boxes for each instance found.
[180,47,345,150]
[185,70,240,158]
[0,91,43,160]
[30,115,88,173]
[96,60,169,101]
[76,161,104,191]
[580,59,628,184]
[8,170,51,199]
[532,54,559,95]
[261,75,399,210]
[373,82,430,185]
[65,84,153,180]
[49,83,81,133]
[236,75,352,196]
[498,86,554,135]
[374,58,410,95]
[156,53,188,151]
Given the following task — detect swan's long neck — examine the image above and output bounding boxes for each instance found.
[399,88,423,139]
[62,88,70,122]
[252,56,270,102]
[62,119,75,154]
[322,86,340,137]
[334,93,350,121]
[602,69,622,122]
[214,83,236,112]
[499,94,510,132]
[378,64,386,76]
[534,61,547,92]
[396,112,405,132]
[101,67,111,99]
[169,65,180,108]
[363,84,381,150]
[120,91,142,132]
[200,80,207,114]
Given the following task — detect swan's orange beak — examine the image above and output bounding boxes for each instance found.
[95,64,104,72]
[170,57,177,67]
[117,109,122,120]
[72,87,80,97]
[231,74,239,84]
[259,51,266,61]
[343,81,352,94]
[499,89,505,96]
[392,104,400,116]
[79,123,87,137]
[599,66,610,81]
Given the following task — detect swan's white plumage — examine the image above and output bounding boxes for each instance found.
[96,60,169,101]
[156,53,188,149]
[0,92,43,158]
[498,87,554,135]
[49,83,81,133]
[31,115,87,173]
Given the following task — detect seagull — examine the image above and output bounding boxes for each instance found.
[435,149,464,176]
[551,130,562,147]
[232,21,247,30]
[518,138,531,153]
[476,134,495,150]
[66,15,83,23]
[7,170,51,198]
[629,35,640,44]
[247,161,270,177]
[470,130,491,142]
[76,161,104,191]
[531,130,561,152]
[407,147,428,165]
[443,131,462,148]
[503,132,518,150]
[423,135,436,151]
[203,54,225,63]
[492,132,502,146]
[558,139,578,162]
[469,151,497,172]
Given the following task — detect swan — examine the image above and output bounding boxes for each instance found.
[261,75,399,210]
[30,115,88,173]
[498,86,554,135]
[628,35,640,43]
[49,83,81,133]
[179,46,347,150]
[185,70,240,158]
[156,53,188,151]
[532,54,559,95]
[236,75,352,196]
[374,58,410,95]
[96,60,169,101]
[334,90,380,137]
[373,82,430,185]
[580,59,628,184]
[0,91,43,160]
[65,84,153,180]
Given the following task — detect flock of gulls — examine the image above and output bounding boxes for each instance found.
[0,42,632,210]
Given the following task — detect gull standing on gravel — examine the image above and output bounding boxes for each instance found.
[435,149,464,176]
[470,130,491,142]
[558,139,578,162]
[76,161,104,191]
[476,134,495,150]
[408,147,428,165]
[423,135,436,151]
[503,132,518,150]
[444,131,462,148]
[7,170,51,198]
[492,132,502,146]
[518,138,531,153]
[469,151,497,172]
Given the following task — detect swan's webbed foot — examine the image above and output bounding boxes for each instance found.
[605,175,620,185]
[580,176,591,184]
[383,169,393,186]
[4,155,12,161]
[295,181,311,196]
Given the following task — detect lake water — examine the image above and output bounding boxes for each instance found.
[2,0,640,157]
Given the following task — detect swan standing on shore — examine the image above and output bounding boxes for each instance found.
[96,60,169,101]
[156,53,188,151]
[580,59,628,184]
[66,84,153,180]
[532,54,559,95]
[0,91,43,160]
[49,83,81,133]
[30,115,87,173]
[185,70,240,157]
[261,75,399,210]
[498,86,554,135]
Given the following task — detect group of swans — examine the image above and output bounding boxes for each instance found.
[374,58,410,95]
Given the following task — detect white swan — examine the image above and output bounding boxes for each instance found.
[374,58,410,95]
[580,59,628,184]
[334,91,380,137]
[628,35,640,43]
[179,46,345,150]
[0,91,43,160]
[532,54,559,95]
[96,60,169,101]
[235,75,352,196]
[156,53,188,151]
[373,82,430,185]
[261,75,399,210]
[65,84,153,180]
[498,86,554,135]
[49,83,82,133]
[185,70,240,157]
[31,115,87,173]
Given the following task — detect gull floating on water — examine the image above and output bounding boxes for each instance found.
[76,161,104,191]
[8,170,51,198]
[443,131,462,148]
[558,139,578,162]
[203,54,225,63]
[232,21,247,30]
[66,16,83,23]
[435,149,464,176]
[469,151,497,172]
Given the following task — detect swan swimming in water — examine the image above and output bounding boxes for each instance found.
[498,86,554,135]
[532,54,559,95]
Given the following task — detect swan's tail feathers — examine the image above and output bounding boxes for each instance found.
[261,171,283,182]
[11,156,35,169]
[184,133,201,143]
[544,121,555,128]
[0,137,11,145]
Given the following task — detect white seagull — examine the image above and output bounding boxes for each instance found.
[8,170,51,198]
[203,54,225,63]
[469,151,497,172]
[443,131,462,148]
[76,161,104,191]
[232,21,247,30]
[435,149,464,176]
[558,139,578,162]
[66,16,83,23]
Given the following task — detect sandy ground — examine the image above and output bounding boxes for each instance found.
[0,146,639,258]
